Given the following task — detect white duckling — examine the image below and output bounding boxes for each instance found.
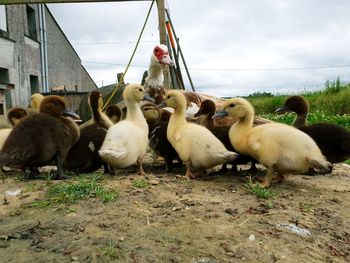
[164,90,237,179]
[213,98,332,188]
[99,84,151,175]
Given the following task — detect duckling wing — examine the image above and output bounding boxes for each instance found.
[0,138,40,167]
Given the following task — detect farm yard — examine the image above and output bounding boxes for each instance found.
[1,1,350,262]
[1,82,350,263]
[0,161,350,262]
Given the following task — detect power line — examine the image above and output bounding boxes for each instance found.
[70,40,158,45]
[81,60,350,71]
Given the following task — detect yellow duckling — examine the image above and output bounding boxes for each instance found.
[99,84,152,175]
[164,90,237,179]
[213,98,331,187]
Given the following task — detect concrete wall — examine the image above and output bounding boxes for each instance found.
[0,4,96,113]
[4,4,42,108]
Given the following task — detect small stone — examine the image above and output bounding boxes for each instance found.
[71,256,79,261]
[119,237,125,242]
[299,189,308,192]
[248,234,255,241]
[224,208,238,216]
[149,180,160,185]
[172,207,181,211]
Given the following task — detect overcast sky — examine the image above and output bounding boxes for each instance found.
[48,0,350,97]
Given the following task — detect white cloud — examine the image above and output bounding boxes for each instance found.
[48,0,350,97]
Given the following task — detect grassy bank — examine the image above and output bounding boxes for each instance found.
[247,78,350,128]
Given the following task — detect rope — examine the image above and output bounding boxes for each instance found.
[102,0,155,110]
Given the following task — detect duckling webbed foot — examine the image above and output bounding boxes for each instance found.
[137,157,146,176]
[260,168,274,188]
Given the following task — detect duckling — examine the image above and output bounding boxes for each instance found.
[7,107,28,127]
[276,96,350,163]
[63,91,114,174]
[99,84,152,175]
[0,95,80,179]
[164,90,237,179]
[0,108,28,150]
[105,104,122,124]
[194,99,257,173]
[28,93,45,115]
[213,98,331,188]
[141,103,179,172]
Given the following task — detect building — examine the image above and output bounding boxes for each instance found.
[0,4,96,120]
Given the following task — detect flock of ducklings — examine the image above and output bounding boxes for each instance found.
[0,84,350,188]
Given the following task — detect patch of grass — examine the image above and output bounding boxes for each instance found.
[245,181,276,199]
[299,202,313,213]
[265,201,275,209]
[28,177,118,208]
[132,179,150,189]
[102,243,118,259]
[344,160,350,165]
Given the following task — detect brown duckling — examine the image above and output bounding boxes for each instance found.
[194,99,257,173]
[63,91,114,174]
[0,95,80,179]
[0,108,28,150]
[276,96,350,164]
[7,107,28,127]
[141,103,179,172]
[214,98,331,188]
[105,104,122,124]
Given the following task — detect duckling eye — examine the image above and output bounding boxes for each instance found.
[138,88,143,92]
[229,103,235,108]
[166,95,171,99]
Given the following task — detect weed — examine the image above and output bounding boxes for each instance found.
[28,177,118,208]
[265,201,275,209]
[102,243,118,259]
[245,181,276,199]
[299,203,313,213]
[132,179,150,189]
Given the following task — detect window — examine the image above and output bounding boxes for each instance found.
[26,5,37,39]
[0,5,8,37]
[0,67,10,109]
[0,67,10,84]
[30,75,39,94]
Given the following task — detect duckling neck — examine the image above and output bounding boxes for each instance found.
[92,107,113,129]
[168,107,187,132]
[235,114,254,132]
[125,99,148,133]
[292,113,307,128]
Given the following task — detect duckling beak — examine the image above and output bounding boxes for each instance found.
[275,105,290,114]
[143,94,155,103]
[212,110,228,119]
[63,108,81,120]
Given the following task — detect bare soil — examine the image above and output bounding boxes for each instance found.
[0,162,349,263]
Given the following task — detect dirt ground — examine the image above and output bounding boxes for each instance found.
[0,161,349,263]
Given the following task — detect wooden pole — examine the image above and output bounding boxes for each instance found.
[156,0,171,87]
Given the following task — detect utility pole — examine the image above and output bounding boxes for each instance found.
[156,0,171,87]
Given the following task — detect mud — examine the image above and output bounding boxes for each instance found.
[0,162,349,263]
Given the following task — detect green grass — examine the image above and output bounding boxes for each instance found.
[246,78,350,128]
[132,179,150,189]
[245,181,276,199]
[102,243,118,259]
[28,175,118,208]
